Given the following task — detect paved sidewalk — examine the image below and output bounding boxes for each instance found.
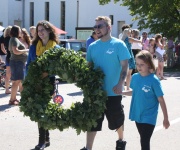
[0,72,180,150]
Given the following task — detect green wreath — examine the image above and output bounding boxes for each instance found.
[19,47,107,134]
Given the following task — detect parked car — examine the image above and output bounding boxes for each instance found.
[59,39,86,57]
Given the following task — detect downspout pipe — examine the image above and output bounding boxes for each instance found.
[22,0,25,27]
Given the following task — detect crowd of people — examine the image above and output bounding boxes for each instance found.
[120,25,180,81]
[0,16,178,150]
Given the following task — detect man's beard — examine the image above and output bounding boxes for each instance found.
[98,30,108,39]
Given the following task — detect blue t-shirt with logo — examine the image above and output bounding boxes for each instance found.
[86,37,131,96]
[129,73,164,125]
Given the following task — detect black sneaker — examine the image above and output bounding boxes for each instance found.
[34,144,46,150]
[116,140,127,150]
[34,141,50,150]
[45,141,50,147]
[80,147,88,150]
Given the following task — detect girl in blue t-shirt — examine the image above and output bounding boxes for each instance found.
[122,50,170,150]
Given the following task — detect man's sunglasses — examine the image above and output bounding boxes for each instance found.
[93,24,107,29]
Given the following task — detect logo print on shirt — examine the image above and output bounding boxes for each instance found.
[142,85,151,93]
[106,48,114,54]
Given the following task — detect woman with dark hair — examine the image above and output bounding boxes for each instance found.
[9,25,29,105]
[18,28,31,83]
[26,20,60,150]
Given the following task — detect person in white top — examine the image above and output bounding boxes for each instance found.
[118,24,130,39]
[131,29,142,75]
[147,38,156,57]
[141,31,149,50]
[155,34,166,80]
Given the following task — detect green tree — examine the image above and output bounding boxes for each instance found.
[99,0,180,38]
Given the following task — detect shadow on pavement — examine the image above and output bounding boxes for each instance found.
[0,93,11,98]
[164,72,180,78]
[0,104,12,111]
[67,91,83,96]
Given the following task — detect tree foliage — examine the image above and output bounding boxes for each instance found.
[99,0,180,38]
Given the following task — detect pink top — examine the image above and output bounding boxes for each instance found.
[142,38,149,50]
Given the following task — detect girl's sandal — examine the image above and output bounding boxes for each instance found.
[9,100,19,105]
[161,77,167,80]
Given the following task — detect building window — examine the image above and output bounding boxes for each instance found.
[45,2,49,21]
[30,2,34,26]
[61,1,65,30]
[109,15,114,25]
[118,21,125,37]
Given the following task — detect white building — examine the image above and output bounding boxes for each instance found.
[0,0,142,39]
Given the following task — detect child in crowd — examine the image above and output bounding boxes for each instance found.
[148,38,155,57]
[122,50,170,150]
[155,34,166,80]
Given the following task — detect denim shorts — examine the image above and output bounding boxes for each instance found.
[10,60,25,81]
[90,95,125,131]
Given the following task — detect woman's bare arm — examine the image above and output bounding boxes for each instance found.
[12,46,29,55]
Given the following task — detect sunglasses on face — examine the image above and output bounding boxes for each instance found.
[93,24,107,30]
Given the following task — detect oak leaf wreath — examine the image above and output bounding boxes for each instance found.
[19,47,107,134]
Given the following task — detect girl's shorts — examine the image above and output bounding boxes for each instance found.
[155,51,164,62]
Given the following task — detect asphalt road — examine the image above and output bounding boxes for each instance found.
[0,72,180,150]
